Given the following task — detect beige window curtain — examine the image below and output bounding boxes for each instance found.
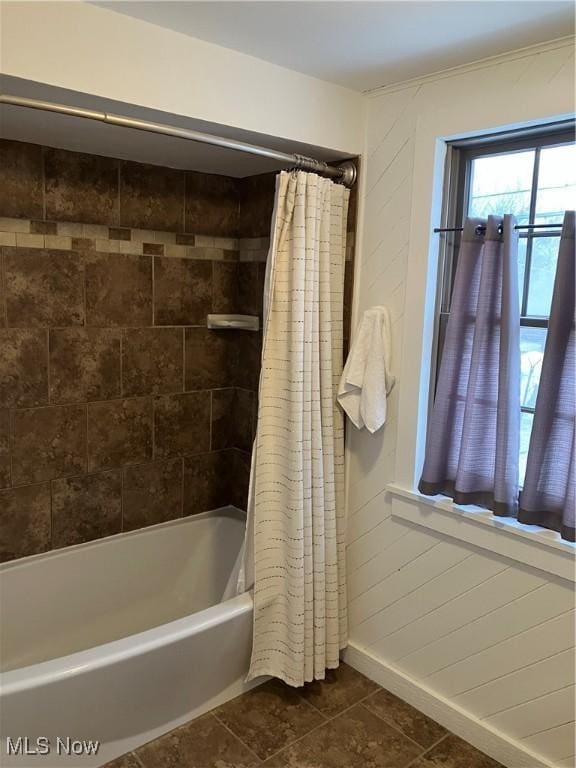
[244,170,350,687]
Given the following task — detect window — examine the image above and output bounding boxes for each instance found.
[436,127,576,483]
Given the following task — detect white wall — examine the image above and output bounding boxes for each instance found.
[0,1,365,155]
[345,38,575,768]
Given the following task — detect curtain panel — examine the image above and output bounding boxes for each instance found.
[246,171,349,687]
[519,211,575,542]
[419,215,520,516]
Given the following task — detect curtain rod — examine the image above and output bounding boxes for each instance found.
[435,223,563,234]
[0,94,357,188]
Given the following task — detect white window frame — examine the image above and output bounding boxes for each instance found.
[387,106,576,581]
[436,129,574,483]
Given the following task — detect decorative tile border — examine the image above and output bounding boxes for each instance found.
[0,217,257,262]
[0,219,357,263]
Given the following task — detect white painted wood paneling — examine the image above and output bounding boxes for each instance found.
[379,564,536,661]
[400,580,571,678]
[346,493,389,541]
[369,553,507,651]
[460,649,575,718]
[348,525,438,607]
[347,513,396,569]
[345,39,576,768]
[522,722,576,764]
[484,685,575,740]
[427,610,575,696]
[350,537,471,641]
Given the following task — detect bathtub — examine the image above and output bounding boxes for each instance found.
[0,507,258,767]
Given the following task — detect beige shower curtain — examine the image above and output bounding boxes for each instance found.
[245,170,350,687]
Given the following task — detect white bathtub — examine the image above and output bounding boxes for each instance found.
[0,507,258,767]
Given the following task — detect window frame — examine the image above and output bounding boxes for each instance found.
[432,127,575,459]
[380,74,576,571]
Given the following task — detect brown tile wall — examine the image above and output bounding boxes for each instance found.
[237,173,276,238]
[0,243,264,561]
[0,140,358,563]
[0,140,241,236]
[0,140,268,563]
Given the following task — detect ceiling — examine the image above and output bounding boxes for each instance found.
[95,1,575,92]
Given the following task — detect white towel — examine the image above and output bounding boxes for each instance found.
[338,306,395,433]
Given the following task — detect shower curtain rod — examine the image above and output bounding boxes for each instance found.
[0,94,357,188]
[434,223,563,234]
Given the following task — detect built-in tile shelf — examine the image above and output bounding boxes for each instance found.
[208,314,260,331]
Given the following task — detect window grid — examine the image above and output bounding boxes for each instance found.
[436,126,575,481]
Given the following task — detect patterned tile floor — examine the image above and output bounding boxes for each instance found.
[105,663,504,768]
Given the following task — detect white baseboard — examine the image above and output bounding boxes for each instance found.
[343,642,555,768]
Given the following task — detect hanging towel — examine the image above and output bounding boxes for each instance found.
[338,306,395,433]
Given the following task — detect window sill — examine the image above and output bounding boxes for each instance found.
[387,483,575,582]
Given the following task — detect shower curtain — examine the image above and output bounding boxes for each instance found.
[243,170,350,687]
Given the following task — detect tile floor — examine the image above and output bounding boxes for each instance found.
[105,663,504,768]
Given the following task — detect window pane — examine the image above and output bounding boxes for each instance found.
[520,327,546,409]
[535,144,576,225]
[520,411,534,487]
[468,150,534,220]
[526,236,559,317]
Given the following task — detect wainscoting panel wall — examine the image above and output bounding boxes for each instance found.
[345,40,575,768]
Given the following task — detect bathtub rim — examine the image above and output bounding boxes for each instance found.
[1,591,252,697]
[0,505,246,574]
[0,507,251,697]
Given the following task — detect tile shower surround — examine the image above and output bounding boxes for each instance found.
[0,239,263,561]
[0,140,356,562]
